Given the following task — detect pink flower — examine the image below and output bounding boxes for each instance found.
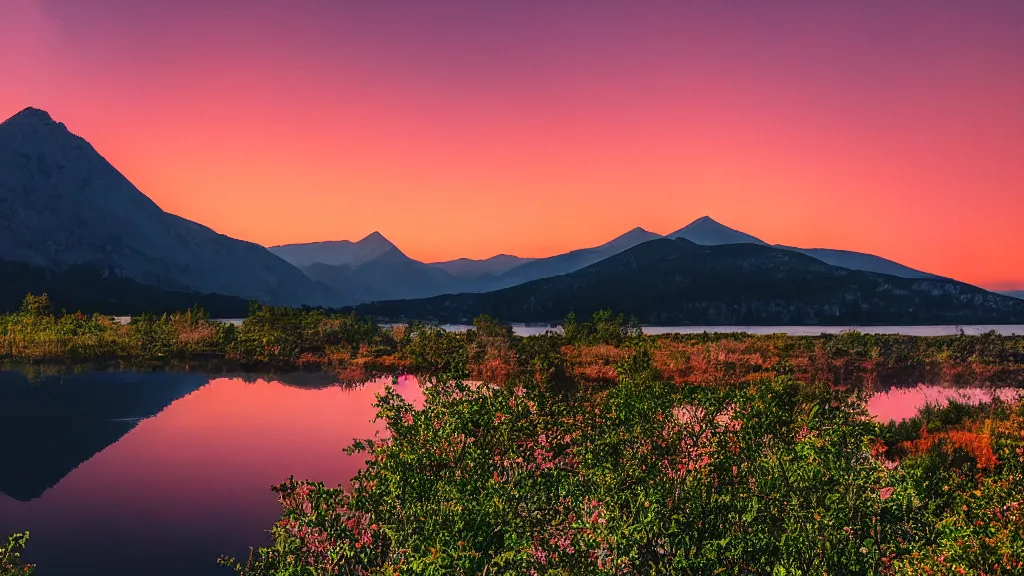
[879,487,895,500]
[402,413,414,425]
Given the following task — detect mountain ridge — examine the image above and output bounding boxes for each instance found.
[351,238,1024,325]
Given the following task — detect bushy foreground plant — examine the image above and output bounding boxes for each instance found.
[0,532,33,576]
[222,345,945,575]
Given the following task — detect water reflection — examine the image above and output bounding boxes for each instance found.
[0,372,422,576]
[0,371,209,502]
[867,384,1022,422]
[1,370,1018,575]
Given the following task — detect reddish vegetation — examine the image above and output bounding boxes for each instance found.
[901,428,999,470]
[552,336,1024,389]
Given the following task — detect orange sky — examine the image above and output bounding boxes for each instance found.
[2,1,1022,289]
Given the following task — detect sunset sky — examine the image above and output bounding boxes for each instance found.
[2,0,1022,289]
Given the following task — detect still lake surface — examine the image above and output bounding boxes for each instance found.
[114,319,1024,337]
[0,371,1018,575]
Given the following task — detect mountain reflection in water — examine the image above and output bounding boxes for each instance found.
[0,372,421,576]
[0,371,1012,575]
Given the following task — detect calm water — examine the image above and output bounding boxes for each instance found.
[114,318,1024,336]
[0,372,422,576]
[438,325,1024,336]
[0,371,1017,575]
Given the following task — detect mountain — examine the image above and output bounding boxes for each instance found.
[668,216,766,245]
[282,235,464,305]
[669,216,935,280]
[269,232,398,268]
[777,247,937,280]
[0,370,208,501]
[352,238,1024,325]
[1000,290,1024,300]
[276,220,944,306]
[429,254,532,279]
[0,259,250,316]
[0,107,329,306]
[473,227,663,291]
[280,227,662,305]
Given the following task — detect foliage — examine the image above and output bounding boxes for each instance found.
[563,309,642,346]
[2,297,1023,387]
[224,344,1024,575]
[0,532,34,576]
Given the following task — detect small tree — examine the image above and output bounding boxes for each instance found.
[19,294,52,317]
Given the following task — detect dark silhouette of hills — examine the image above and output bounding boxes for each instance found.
[276,232,465,304]
[0,107,331,307]
[273,227,664,305]
[669,217,935,279]
[1001,290,1024,300]
[269,232,399,268]
[777,246,936,280]
[352,238,1024,325]
[0,259,250,316]
[0,370,208,502]
[430,254,532,278]
[469,227,664,292]
[277,218,942,306]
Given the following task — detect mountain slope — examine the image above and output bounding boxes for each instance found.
[0,259,251,316]
[283,227,664,304]
[429,254,532,278]
[298,242,464,305]
[669,217,935,280]
[353,238,1024,325]
[777,246,937,279]
[668,216,766,245]
[474,227,663,291]
[270,232,398,268]
[0,107,327,306]
[1000,290,1024,300]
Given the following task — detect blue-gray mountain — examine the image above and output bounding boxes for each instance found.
[0,107,332,309]
[274,217,940,306]
[351,239,1024,325]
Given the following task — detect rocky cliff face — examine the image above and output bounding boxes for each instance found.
[0,108,328,305]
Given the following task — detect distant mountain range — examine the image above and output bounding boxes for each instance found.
[1000,290,1024,300]
[352,238,1024,325]
[0,106,1017,322]
[272,216,938,307]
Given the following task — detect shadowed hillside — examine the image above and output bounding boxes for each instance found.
[353,238,1024,325]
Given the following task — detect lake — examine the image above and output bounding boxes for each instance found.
[0,371,1017,575]
[114,318,1024,337]
[329,324,1024,336]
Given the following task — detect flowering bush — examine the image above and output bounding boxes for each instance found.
[224,345,921,575]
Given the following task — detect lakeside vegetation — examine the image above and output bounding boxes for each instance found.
[5,295,1024,574]
[2,294,1023,387]
[214,341,1024,575]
